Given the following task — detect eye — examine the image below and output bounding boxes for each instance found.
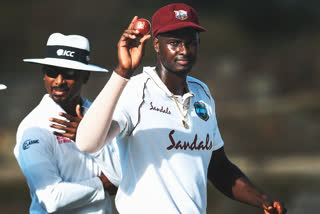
[168,40,179,47]
[187,39,198,47]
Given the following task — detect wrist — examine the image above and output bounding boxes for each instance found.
[115,66,132,79]
[261,194,273,209]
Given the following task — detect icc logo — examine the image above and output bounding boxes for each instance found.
[57,49,75,57]
[174,10,188,20]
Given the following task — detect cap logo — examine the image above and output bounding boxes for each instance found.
[174,10,188,20]
[57,49,75,57]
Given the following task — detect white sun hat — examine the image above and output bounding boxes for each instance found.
[23,33,108,72]
[0,84,7,90]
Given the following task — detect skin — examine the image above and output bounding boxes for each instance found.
[74,16,286,211]
[43,65,116,193]
[153,28,199,95]
[114,18,286,213]
[43,66,89,116]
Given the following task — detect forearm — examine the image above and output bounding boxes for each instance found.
[76,72,128,153]
[231,174,271,208]
[209,160,270,209]
[35,177,105,212]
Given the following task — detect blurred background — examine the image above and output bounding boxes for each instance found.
[1,0,320,213]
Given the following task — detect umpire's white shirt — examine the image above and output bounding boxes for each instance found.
[14,94,119,214]
[113,67,224,214]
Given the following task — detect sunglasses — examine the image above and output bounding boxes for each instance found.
[43,66,80,80]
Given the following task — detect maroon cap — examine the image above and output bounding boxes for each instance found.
[152,3,207,37]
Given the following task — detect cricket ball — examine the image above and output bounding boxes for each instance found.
[133,18,151,35]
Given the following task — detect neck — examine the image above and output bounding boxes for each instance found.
[155,64,188,96]
[59,97,82,117]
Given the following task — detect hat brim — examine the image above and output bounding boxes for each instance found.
[153,22,207,37]
[23,58,108,72]
[0,84,7,90]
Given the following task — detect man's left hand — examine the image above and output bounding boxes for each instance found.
[263,201,287,214]
[49,104,83,141]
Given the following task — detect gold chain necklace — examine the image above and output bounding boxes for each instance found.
[172,94,191,128]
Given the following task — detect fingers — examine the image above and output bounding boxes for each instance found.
[76,104,83,119]
[49,117,70,126]
[274,201,286,214]
[49,116,77,135]
[49,111,81,142]
[138,34,151,52]
[128,16,138,29]
[50,113,80,123]
[52,112,73,122]
[51,122,76,141]
[263,201,287,214]
[139,34,151,44]
[264,206,272,214]
[120,29,141,43]
[50,122,74,131]
[116,16,150,78]
[120,16,140,42]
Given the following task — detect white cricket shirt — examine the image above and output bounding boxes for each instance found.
[113,67,224,214]
[14,94,119,214]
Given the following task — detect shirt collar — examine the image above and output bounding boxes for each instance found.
[143,66,195,98]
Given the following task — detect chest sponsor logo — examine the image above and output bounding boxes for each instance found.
[149,102,171,115]
[194,102,209,121]
[56,136,72,144]
[23,139,39,150]
[167,130,212,151]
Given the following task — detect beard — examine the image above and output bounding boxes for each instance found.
[51,95,70,108]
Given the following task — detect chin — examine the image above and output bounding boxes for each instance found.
[175,67,192,74]
[52,96,69,107]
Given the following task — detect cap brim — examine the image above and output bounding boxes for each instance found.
[23,58,108,72]
[0,84,7,90]
[153,22,207,37]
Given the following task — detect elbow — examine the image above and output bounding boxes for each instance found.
[36,186,68,212]
[39,197,60,213]
[75,141,93,153]
[75,131,107,154]
[75,130,99,153]
[75,140,100,154]
[75,133,91,153]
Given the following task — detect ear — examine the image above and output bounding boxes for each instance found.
[83,71,90,84]
[42,67,46,80]
[153,37,159,54]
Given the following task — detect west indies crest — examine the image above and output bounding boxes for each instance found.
[194,101,209,121]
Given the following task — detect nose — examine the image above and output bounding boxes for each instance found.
[178,43,188,55]
[54,74,65,85]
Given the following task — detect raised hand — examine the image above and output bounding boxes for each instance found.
[115,16,151,79]
[49,104,83,141]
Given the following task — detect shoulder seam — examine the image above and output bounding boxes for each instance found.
[188,81,211,100]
